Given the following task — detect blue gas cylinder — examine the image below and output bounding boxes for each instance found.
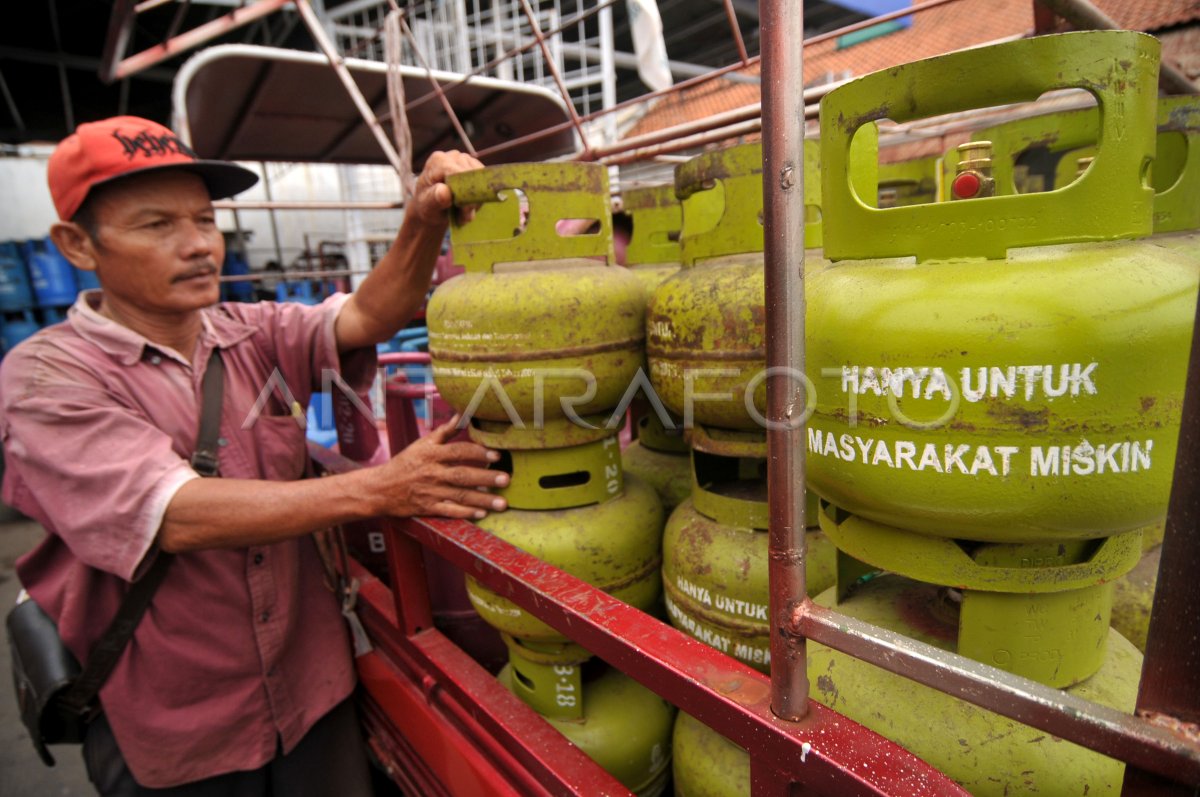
[75,266,101,292]
[1,310,40,353]
[306,392,339,448]
[0,243,34,312]
[378,326,428,354]
[276,281,318,305]
[24,238,78,308]
[38,306,68,327]
[222,252,255,302]
[399,335,431,419]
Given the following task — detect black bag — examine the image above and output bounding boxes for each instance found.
[8,596,85,762]
[5,348,225,765]
[7,560,169,765]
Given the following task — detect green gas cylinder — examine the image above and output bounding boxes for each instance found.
[664,427,835,797]
[1152,95,1200,254]
[461,419,671,792]
[1110,543,1161,653]
[661,426,835,672]
[427,163,645,424]
[497,649,675,797]
[971,103,1098,196]
[953,97,1196,652]
[646,138,858,431]
[645,143,769,431]
[671,711,749,797]
[622,410,692,511]
[798,32,1161,796]
[808,31,1199,543]
[622,184,683,296]
[809,498,1145,796]
[807,570,1141,796]
[970,95,1199,260]
[463,421,664,657]
[877,154,940,207]
[618,183,692,509]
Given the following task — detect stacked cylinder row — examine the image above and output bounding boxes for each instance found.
[0,237,99,353]
[424,31,1199,797]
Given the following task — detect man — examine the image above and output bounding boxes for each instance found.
[0,116,506,795]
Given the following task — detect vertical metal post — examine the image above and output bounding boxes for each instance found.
[760,0,809,721]
[723,0,751,64]
[398,14,480,157]
[516,0,594,158]
[1122,289,1200,794]
[598,3,618,145]
[259,164,286,268]
[294,0,407,174]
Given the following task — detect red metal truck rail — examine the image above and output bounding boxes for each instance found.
[313,440,969,797]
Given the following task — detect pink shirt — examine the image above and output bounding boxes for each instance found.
[0,291,377,787]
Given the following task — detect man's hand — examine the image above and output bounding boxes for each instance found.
[408,150,485,228]
[373,415,509,520]
[160,414,508,553]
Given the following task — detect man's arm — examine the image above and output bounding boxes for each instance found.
[158,416,507,553]
[335,150,483,352]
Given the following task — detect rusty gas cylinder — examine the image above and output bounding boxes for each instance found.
[428,163,645,425]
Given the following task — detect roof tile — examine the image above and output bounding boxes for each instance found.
[624,0,1198,138]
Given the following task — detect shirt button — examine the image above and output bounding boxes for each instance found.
[253,553,264,565]
[149,355,162,365]
[260,611,270,623]
[218,437,229,447]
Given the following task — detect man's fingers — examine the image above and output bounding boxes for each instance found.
[443,465,509,490]
[429,501,487,520]
[432,183,453,210]
[443,486,506,511]
[428,413,462,443]
[425,486,506,516]
[420,151,484,191]
[429,440,501,465]
[410,151,485,226]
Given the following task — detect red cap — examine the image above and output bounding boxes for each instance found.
[47,116,259,221]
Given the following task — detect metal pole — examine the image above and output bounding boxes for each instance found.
[598,3,618,145]
[98,0,138,83]
[0,70,24,131]
[397,14,479,157]
[760,0,808,722]
[1122,268,1200,792]
[391,0,619,117]
[258,164,286,268]
[722,0,750,64]
[213,199,405,211]
[794,603,1200,783]
[105,0,292,82]
[516,0,594,158]
[293,0,407,175]
[598,119,766,167]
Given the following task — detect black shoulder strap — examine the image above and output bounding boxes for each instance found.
[190,349,225,477]
[59,347,226,717]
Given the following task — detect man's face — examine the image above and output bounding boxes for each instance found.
[87,170,225,314]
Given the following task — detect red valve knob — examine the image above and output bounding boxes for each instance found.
[953,171,982,200]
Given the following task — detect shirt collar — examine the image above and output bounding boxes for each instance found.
[68,290,257,367]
